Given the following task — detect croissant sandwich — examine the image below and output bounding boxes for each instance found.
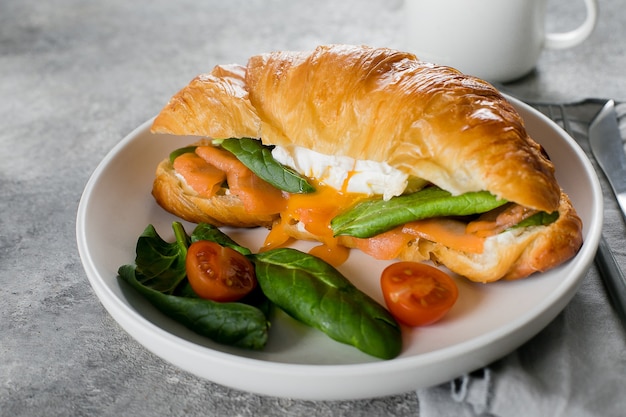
[150,44,583,283]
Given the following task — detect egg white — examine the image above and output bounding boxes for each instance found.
[271,145,408,200]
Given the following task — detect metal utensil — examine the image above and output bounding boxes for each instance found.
[589,100,626,223]
[587,100,626,322]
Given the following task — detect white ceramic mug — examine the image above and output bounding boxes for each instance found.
[404,0,598,82]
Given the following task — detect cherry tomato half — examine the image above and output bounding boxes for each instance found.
[186,241,256,302]
[380,262,458,327]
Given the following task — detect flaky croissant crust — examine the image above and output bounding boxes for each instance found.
[152,44,560,212]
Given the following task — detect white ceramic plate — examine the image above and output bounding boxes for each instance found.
[76,96,602,400]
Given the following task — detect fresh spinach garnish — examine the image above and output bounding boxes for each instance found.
[134,222,190,294]
[252,248,402,360]
[118,265,269,350]
[191,222,251,255]
[118,222,271,350]
[119,222,403,358]
[510,210,559,229]
[168,146,198,164]
[220,137,315,194]
[331,186,508,238]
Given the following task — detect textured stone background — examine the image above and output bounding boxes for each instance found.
[1,0,624,416]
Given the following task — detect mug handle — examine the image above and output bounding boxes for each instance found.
[544,0,598,49]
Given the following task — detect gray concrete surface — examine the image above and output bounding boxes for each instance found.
[1,0,625,416]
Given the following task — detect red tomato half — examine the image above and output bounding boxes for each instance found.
[380,262,458,327]
[186,241,256,302]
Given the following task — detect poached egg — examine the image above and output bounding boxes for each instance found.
[271,145,409,200]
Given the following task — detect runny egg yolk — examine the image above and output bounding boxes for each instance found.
[260,145,412,265]
[261,174,371,266]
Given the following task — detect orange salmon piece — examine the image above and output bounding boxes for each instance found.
[345,226,413,260]
[195,145,287,216]
[403,218,485,254]
[173,152,226,198]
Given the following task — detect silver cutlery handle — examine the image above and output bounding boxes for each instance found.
[595,235,626,322]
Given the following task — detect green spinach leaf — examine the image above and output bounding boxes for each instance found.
[168,146,198,164]
[510,210,559,229]
[331,186,508,238]
[220,137,315,194]
[191,223,251,255]
[252,248,402,360]
[118,265,269,350]
[134,222,190,294]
